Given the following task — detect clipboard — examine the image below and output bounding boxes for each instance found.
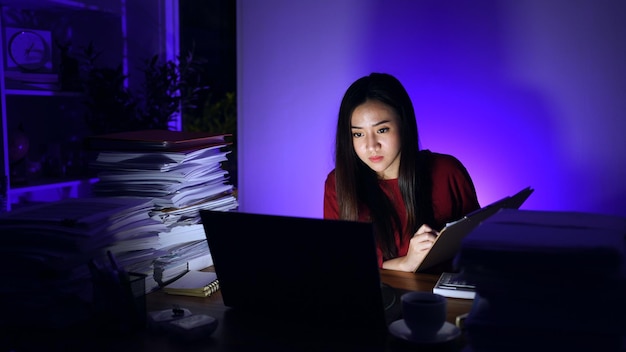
[415,186,534,272]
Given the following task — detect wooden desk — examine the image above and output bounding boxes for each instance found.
[145,268,472,323]
[4,269,473,352]
[379,269,473,325]
[129,268,473,352]
[144,269,472,327]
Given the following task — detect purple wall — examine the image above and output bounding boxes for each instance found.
[237,0,626,218]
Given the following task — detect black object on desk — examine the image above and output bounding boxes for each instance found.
[201,210,389,349]
[90,252,147,334]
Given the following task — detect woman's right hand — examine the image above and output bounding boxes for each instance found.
[381,224,439,272]
[403,224,439,271]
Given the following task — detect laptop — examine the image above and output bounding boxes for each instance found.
[416,186,534,272]
[200,210,390,348]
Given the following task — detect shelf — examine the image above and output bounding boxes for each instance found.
[0,0,120,15]
[7,177,98,209]
[10,176,97,190]
[6,88,83,97]
[0,0,179,212]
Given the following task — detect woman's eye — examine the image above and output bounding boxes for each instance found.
[377,127,389,134]
[352,132,363,138]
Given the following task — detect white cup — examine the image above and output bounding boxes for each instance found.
[401,291,446,339]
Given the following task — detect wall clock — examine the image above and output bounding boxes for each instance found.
[5,27,53,72]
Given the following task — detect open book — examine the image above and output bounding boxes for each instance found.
[415,186,534,272]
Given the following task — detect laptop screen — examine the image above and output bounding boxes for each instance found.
[200,210,388,346]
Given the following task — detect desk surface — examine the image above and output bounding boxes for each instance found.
[140,268,472,352]
[4,268,473,352]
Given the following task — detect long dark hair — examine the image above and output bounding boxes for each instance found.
[334,73,434,260]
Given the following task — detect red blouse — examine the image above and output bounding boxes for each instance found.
[323,152,480,267]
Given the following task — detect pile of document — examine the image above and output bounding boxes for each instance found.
[456,209,626,352]
[0,197,161,328]
[87,130,239,292]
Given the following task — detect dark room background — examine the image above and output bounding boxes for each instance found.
[180,0,235,106]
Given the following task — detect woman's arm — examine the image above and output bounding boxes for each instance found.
[382,224,439,272]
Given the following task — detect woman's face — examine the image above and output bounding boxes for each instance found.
[351,99,402,180]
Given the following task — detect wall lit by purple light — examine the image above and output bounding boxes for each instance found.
[236,0,626,218]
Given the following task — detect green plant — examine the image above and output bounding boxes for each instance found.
[81,44,209,135]
[184,91,236,135]
[137,51,209,131]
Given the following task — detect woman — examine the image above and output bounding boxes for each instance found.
[324,73,480,273]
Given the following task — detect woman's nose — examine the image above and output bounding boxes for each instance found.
[365,135,379,151]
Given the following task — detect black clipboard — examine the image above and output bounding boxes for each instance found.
[415,186,534,272]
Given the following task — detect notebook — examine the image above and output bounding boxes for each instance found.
[162,270,220,298]
[416,186,534,272]
[200,210,389,348]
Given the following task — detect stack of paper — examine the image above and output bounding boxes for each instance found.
[88,131,239,220]
[0,196,160,328]
[455,209,626,352]
[92,144,234,210]
[87,129,238,292]
[109,225,215,293]
[0,197,159,264]
[152,238,214,286]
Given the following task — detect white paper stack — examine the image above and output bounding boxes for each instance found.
[151,239,214,290]
[0,197,158,261]
[87,130,238,293]
[0,196,161,328]
[92,145,233,209]
[456,209,626,352]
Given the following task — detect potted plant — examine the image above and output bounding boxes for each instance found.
[80,43,209,135]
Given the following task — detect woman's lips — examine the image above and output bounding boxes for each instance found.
[369,156,383,163]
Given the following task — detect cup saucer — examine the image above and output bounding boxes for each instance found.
[388,319,461,344]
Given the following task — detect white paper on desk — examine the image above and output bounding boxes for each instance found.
[0,197,153,230]
[158,224,207,248]
[94,145,226,165]
[150,194,239,222]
